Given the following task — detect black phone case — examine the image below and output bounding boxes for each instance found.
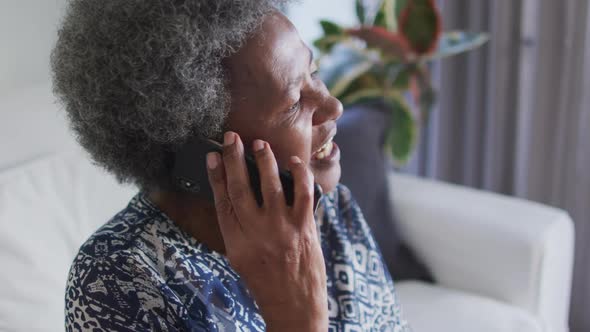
[171,137,323,212]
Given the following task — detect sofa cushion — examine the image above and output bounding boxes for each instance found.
[0,151,135,330]
[396,281,542,332]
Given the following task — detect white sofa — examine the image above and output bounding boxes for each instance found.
[0,85,575,331]
[390,174,574,332]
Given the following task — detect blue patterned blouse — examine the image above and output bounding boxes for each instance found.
[65,184,410,331]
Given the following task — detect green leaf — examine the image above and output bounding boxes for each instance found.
[320,20,344,36]
[340,87,384,106]
[317,43,375,98]
[383,0,397,31]
[355,0,366,25]
[384,94,416,163]
[330,62,374,98]
[391,65,413,89]
[313,35,348,54]
[337,87,418,164]
[372,0,397,31]
[395,0,409,19]
[373,5,387,28]
[399,0,442,54]
[421,31,489,61]
[380,62,415,90]
[371,0,409,32]
[337,72,382,103]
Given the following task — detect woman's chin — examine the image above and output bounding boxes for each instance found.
[311,163,341,194]
[309,141,341,193]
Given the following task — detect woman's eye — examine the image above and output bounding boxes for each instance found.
[311,69,319,79]
[288,100,301,113]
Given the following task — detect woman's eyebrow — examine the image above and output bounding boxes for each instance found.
[282,48,314,99]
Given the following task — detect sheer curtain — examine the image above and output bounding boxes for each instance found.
[404,1,590,331]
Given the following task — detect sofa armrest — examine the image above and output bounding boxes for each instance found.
[388,173,574,332]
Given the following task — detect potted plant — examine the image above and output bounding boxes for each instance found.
[314,0,488,280]
[315,0,488,164]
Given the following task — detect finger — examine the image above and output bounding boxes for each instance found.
[206,152,241,239]
[222,131,257,215]
[288,156,314,219]
[252,140,285,209]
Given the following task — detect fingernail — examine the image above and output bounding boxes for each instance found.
[290,156,302,164]
[207,152,220,170]
[253,139,265,152]
[224,132,236,146]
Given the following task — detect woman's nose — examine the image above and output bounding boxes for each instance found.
[313,94,343,125]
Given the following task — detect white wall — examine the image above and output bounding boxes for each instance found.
[0,0,355,93]
[0,0,66,93]
[0,0,73,169]
[287,0,357,49]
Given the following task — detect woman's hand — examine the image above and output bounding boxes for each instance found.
[206,131,328,332]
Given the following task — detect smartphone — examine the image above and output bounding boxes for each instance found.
[172,136,323,212]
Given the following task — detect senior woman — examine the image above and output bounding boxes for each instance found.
[53,0,410,331]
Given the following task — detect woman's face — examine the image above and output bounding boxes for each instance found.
[224,12,343,193]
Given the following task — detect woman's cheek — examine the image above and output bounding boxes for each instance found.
[272,118,313,166]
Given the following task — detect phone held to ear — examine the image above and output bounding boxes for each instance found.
[172,137,323,212]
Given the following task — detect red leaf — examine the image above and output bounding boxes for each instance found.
[346,26,414,61]
[399,0,442,55]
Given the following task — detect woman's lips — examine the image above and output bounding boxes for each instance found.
[310,142,340,165]
[312,137,334,159]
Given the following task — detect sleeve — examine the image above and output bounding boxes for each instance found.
[64,251,183,332]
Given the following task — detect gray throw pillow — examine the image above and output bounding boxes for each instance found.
[336,104,433,282]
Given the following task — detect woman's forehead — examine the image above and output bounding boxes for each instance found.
[226,12,310,99]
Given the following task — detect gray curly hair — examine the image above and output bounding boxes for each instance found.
[52,0,292,190]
